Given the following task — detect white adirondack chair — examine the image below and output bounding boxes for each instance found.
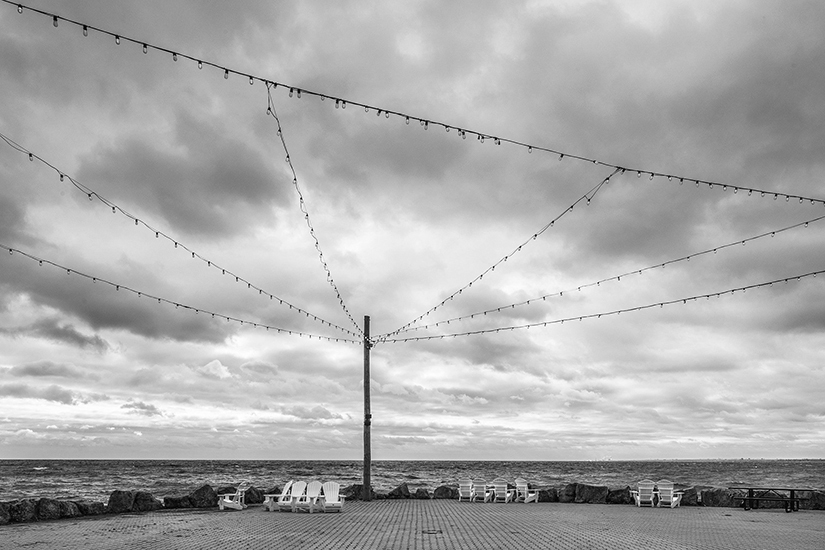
[472,478,491,502]
[514,478,538,503]
[320,481,345,512]
[281,480,306,512]
[264,480,293,512]
[492,477,514,503]
[218,480,250,511]
[294,480,323,513]
[458,479,474,502]
[656,480,683,508]
[631,479,656,507]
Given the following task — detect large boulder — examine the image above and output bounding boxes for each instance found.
[58,500,81,518]
[0,501,10,525]
[9,499,37,523]
[433,485,458,499]
[679,486,710,506]
[342,484,376,501]
[36,498,62,521]
[107,490,136,514]
[163,495,193,509]
[804,490,825,510]
[245,486,264,505]
[575,484,609,504]
[134,492,162,512]
[558,484,577,503]
[388,483,411,499]
[73,500,105,516]
[538,487,558,502]
[606,486,634,505]
[413,488,431,500]
[188,485,217,508]
[700,488,735,508]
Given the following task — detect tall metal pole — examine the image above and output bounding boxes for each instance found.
[362,315,372,501]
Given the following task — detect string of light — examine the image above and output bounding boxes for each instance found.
[381,168,620,338]
[2,243,360,344]
[377,268,825,344]
[384,213,825,336]
[266,84,362,336]
[0,131,361,340]
[8,0,825,209]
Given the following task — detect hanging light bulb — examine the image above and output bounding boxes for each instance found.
[528,146,532,153]
[224,69,229,79]
[115,35,120,45]
[249,76,254,85]
[385,111,390,118]
[172,53,177,61]
[83,25,88,37]
[197,60,203,69]
[53,16,58,27]
[59,173,64,182]
[142,44,148,54]
[342,101,347,109]
[297,89,302,98]
[335,99,340,108]
[18,5,23,14]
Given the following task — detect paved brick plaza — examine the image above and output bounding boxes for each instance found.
[3,500,824,550]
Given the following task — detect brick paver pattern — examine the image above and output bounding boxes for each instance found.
[3,500,824,549]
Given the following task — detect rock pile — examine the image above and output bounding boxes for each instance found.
[2,481,823,526]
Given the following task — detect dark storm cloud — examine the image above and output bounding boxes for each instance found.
[1,318,109,352]
[0,193,30,244]
[0,382,77,405]
[121,400,164,417]
[282,404,343,421]
[77,110,287,239]
[1,251,237,344]
[10,360,85,378]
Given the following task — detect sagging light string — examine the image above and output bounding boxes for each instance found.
[0,131,361,340]
[9,0,825,208]
[266,84,362,336]
[385,213,825,336]
[380,168,621,339]
[377,268,825,344]
[2,243,360,344]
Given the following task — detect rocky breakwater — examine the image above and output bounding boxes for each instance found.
[0,482,268,525]
[3,481,824,525]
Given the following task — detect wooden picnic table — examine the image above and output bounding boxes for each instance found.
[729,486,811,512]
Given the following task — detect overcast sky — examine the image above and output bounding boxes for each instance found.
[1,0,824,461]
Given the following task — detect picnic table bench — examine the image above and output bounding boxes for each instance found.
[729,487,809,512]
